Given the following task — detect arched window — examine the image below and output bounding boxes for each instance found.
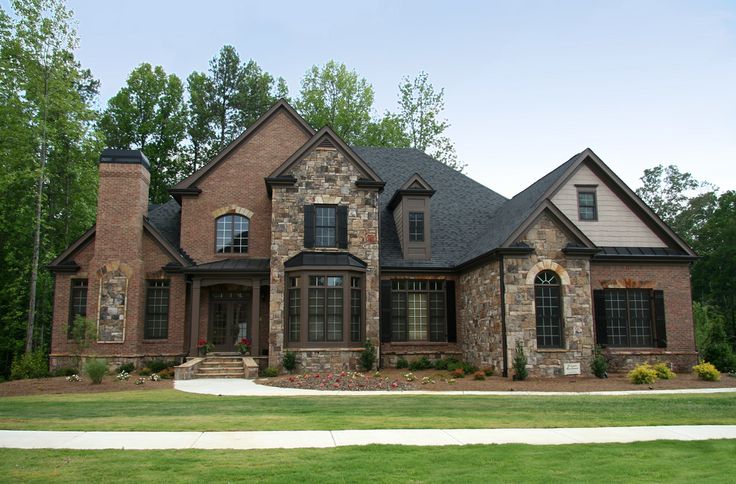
[216,214,249,254]
[535,270,563,348]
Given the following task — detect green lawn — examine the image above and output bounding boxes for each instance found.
[1,440,735,483]
[1,390,735,431]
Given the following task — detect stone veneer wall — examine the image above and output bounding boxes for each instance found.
[269,146,380,372]
[458,260,504,372]
[504,212,595,377]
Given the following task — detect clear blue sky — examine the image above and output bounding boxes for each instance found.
[26,1,736,196]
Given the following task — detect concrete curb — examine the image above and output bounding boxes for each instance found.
[173,379,736,397]
[2,426,735,450]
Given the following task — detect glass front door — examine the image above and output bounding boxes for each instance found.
[208,287,250,352]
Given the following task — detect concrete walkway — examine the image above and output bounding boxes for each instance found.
[2,426,735,450]
[174,378,736,397]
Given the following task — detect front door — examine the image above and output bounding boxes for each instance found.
[209,288,251,352]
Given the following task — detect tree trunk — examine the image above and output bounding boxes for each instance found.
[25,70,49,354]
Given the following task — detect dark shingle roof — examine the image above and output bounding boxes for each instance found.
[147,199,181,248]
[458,152,581,265]
[184,259,270,273]
[354,147,508,268]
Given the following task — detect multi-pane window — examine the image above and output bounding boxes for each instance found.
[350,277,361,342]
[390,280,445,342]
[315,206,337,247]
[216,214,249,253]
[67,279,88,339]
[535,271,563,348]
[604,289,653,347]
[288,277,300,342]
[578,191,597,221]
[409,212,425,242]
[308,276,343,342]
[144,280,170,339]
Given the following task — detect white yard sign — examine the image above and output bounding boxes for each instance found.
[563,362,581,375]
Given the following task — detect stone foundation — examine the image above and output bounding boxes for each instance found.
[284,349,364,373]
[380,343,462,369]
[49,354,185,372]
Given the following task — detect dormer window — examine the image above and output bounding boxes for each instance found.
[576,185,598,221]
[216,214,249,253]
[388,173,435,260]
[409,212,425,242]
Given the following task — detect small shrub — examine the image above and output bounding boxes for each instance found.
[591,345,608,379]
[482,367,494,377]
[53,367,78,377]
[66,374,81,382]
[473,371,486,381]
[396,357,409,369]
[282,351,297,372]
[85,358,108,384]
[116,371,130,381]
[404,372,416,382]
[359,340,376,371]
[693,361,720,381]
[158,368,175,379]
[138,367,152,376]
[446,359,463,372]
[461,361,478,375]
[10,351,49,380]
[653,362,676,380]
[512,341,528,381]
[263,366,279,378]
[408,356,432,371]
[115,363,135,374]
[627,364,658,384]
[451,368,465,378]
[149,373,161,382]
[134,377,146,385]
[145,359,172,373]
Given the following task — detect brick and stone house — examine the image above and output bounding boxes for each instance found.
[48,100,698,377]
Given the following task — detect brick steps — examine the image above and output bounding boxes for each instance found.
[195,356,245,379]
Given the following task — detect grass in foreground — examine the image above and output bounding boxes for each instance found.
[1,440,735,483]
[0,390,735,431]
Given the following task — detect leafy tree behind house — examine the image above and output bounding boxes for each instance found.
[99,63,187,203]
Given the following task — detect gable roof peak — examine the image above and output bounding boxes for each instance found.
[170,99,314,196]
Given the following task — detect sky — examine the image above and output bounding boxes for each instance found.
[18,0,736,197]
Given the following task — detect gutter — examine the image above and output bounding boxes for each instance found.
[499,254,509,378]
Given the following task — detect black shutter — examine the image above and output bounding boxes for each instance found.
[337,205,348,249]
[303,205,315,248]
[446,280,457,343]
[653,290,667,348]
[593,289,607,346]
[380,280,392,342]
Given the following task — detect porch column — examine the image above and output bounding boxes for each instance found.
[251,283,260,356]
[189,277,201,355]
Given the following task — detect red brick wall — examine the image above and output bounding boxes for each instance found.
[180,110,311,264]
[590,262,698,370]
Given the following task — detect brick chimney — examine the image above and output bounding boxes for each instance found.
[91,149,150,346]
[95,149,150,262]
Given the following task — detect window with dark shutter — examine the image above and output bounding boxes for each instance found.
[337,205,348,249]
[304,205,315,248]
[595,288,659,348]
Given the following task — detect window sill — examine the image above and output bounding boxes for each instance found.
[536,348,567,353]
[213,253,251,258]
[386,341,451,346]
[142,339,169,344]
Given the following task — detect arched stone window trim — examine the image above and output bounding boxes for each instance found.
[211,205,254,219]
[525,260,571,286]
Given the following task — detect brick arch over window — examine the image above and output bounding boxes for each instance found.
[525,260,571,286]
[211,205,254,219]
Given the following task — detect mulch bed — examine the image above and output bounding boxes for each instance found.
[259,368,736,392]
[0,376,173,397]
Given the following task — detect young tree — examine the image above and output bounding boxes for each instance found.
[295,60,375,145]
[363,113,410,148]
[185,71,215,172]
[100,63,187,203]
[207,45,244,150]
[397,71,464,171]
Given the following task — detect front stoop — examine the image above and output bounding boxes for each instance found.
[195,356,245,379]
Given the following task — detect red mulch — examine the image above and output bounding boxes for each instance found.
[259,368,736,392]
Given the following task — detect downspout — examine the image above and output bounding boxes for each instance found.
[499,255,509,378]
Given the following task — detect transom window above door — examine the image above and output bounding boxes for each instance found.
[216,214,249,254]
